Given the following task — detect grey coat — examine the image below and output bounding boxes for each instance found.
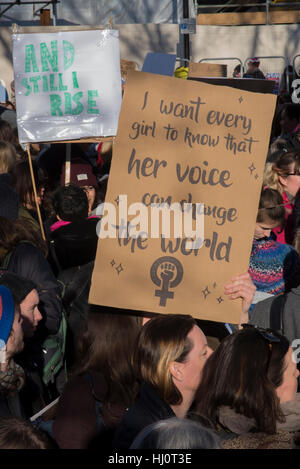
[249,285,300,344]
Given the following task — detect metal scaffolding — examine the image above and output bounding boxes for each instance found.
[0,0,59,25]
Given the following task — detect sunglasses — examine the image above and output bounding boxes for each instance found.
[241,323,280,347]
[241,324,281,372]
[286,172,300,176]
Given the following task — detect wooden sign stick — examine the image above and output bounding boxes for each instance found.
[26,144,46,241]
[65,143,71,185]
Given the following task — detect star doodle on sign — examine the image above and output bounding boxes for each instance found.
[202,286,210,300]
[116,263,124,275]
[217,296,224,304]
[255,173,259,180]
[110,259,116,267]
[248,163,256,174]
[238,97,243,103]
[213,282,217,289]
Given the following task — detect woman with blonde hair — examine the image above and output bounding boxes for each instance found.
[114,314,213,449]
[263,151,300,244]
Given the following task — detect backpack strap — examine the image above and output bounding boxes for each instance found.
[1,250,12,269]
[84,372,102,433]
[269,294,287,334]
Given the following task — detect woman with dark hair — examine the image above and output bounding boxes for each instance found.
[52,309,142,449]
[0,119,13,143]
[0,216,61,336]
[278,103,300,140]
[194,325,300,443]
[249,188,300,296]
[114,314,213,449]
[264,151,300,244]
[11,160,47,232]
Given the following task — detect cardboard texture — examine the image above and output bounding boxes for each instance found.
[188,62,227,78]
[89,71,276,324]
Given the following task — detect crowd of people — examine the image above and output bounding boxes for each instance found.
[1,60,300,451]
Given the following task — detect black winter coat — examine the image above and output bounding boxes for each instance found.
[5,242,62,335]
[113,383,176,450]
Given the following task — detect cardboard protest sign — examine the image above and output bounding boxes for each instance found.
[188,62,227,78]
[12,29,122,143]
[89,71,276,324]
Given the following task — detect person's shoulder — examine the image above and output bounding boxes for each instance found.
[13,241,39,256]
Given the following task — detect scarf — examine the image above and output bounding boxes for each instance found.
[0,360,25,397]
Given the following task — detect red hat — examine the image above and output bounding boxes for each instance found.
[61,159,98,188]
[249,57,260,65]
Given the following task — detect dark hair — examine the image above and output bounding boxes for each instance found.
[0,270,37,304]
[11,160,45,208]
[194,327,289,434]
[0,216,47,258]
[256,187,286,228]
[52,184,89,221]
[135,314,196,406]
[130,418,221,449]
[0,119,13,143]
[0,418,52,449]
[280,103,300,122]
[73,308,142,408]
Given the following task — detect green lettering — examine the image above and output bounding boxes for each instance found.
[64,92,72,114]
[42,75,49,92]
[58,73,68,91]
[72,71,79,89]
[71,92,84,115]
[21,77,32,96]
[29,75,41,93]
[49,74,57,92]
[40,41,58,72]
[25,44,39,73]
[87,90,99,114]
[50,94,63,116]
[63,40,75,71]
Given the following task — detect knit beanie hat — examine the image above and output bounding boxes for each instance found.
[248,239,300,295]
[61,158,98,188]
[249,57,260,65]
[0,270,36,305]
[0,285,15,349]
[0,181,19,220]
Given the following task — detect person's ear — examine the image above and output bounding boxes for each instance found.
[278,175,288,188]
[169,361,184,382]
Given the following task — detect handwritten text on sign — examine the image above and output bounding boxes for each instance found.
[90,71,276,324]
[13,30,122,142]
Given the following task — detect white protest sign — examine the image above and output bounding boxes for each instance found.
[12,29,122,143]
